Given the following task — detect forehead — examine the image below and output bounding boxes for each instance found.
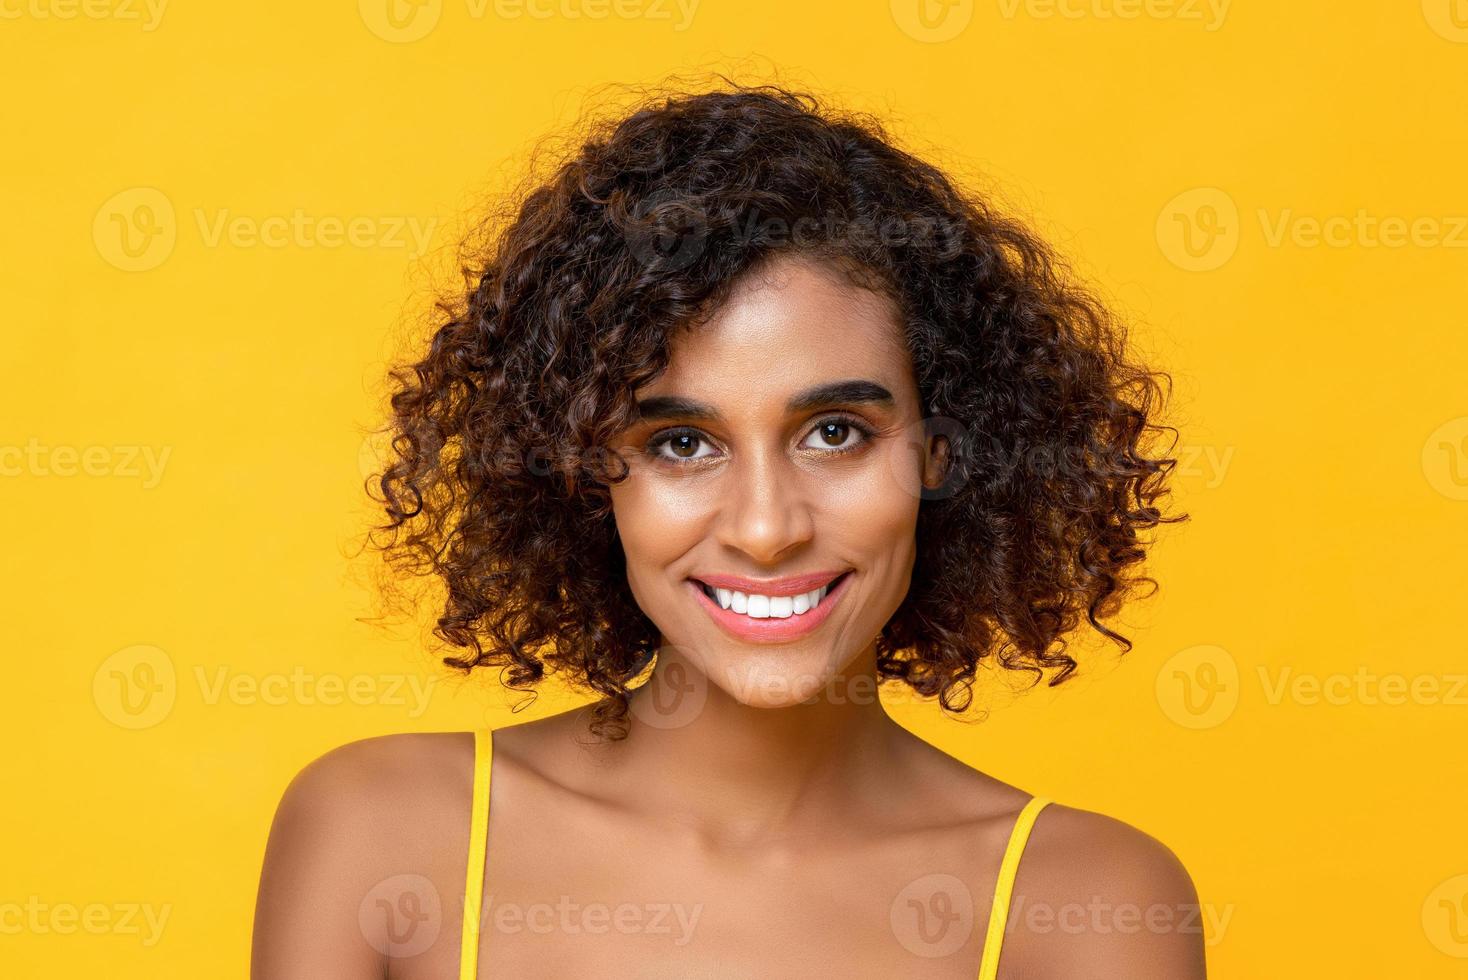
[644,255,915,402]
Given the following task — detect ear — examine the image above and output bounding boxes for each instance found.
[921,429,952,491]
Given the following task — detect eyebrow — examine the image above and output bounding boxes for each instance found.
[634,379,895,422]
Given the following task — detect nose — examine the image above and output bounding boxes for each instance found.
[713,445,816,564]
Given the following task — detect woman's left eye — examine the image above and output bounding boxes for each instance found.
[802,418,871,452]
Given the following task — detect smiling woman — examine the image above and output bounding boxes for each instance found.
[252,82,1201,979]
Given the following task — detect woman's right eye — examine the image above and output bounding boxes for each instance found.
[648,429,718,463]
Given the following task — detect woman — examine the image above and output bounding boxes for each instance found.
[252,83,1202,979]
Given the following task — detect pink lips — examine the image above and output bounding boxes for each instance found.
[687,571,852,644]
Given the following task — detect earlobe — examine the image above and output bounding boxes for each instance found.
[921,433,952,491]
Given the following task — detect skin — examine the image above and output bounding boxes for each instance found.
[252,254,1208,979]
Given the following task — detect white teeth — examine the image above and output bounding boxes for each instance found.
[700,578,840,619]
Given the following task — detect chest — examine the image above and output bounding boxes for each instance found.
[458,810,1008,979]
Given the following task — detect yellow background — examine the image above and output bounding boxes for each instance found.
[3,0,1466,976]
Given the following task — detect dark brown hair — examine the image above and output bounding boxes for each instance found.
[366,81,1185,740]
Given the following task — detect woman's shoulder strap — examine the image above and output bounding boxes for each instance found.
[975,795,1053,980]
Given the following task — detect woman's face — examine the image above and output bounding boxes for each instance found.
[607,254,946,708]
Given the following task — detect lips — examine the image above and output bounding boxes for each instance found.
[687,570,853,644]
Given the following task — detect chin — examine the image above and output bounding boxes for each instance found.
[704,645,855,708]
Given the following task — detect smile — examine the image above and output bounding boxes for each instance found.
[687,571,853,643]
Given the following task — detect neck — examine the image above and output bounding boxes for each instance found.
[597,643,907,845]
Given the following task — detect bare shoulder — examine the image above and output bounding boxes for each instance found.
[998,803,1208,979]
[266,731,475,849]
[251,732,477,979]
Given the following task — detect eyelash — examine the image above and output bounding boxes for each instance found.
[645,414,877,465]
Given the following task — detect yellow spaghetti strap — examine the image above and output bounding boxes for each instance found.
[459,729,493,980]
[976,796,1051,980]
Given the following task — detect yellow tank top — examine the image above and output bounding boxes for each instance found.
[458,728,1051,980]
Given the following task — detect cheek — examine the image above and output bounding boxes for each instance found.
[608,471,711,599]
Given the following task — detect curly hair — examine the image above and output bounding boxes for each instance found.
[366,81,1185,741]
